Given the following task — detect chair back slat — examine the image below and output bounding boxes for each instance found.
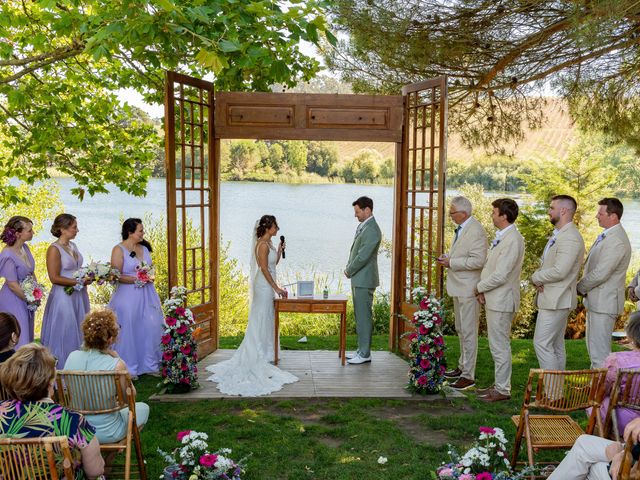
[531,369,608,411]
[603,368,640,440]
[0,436,75,480]
[55,370,128,415]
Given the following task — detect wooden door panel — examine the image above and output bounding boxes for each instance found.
[165,71,218,358]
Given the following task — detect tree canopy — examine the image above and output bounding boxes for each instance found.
[326,0,640,152]
[0,0,333,204]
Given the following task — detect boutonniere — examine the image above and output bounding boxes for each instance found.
[490,238,501,249]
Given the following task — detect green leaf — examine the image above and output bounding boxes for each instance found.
[325,30,338,46]
[218,39,241,53]
[155,0,177,11]
[195,48,226,73]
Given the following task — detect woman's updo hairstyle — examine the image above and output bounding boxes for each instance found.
[82,309,119,351]
[256,215,278,239]
[50,213,76,238]
[1,215,33,246]
[0,312,20,351]
[121,217,153,252]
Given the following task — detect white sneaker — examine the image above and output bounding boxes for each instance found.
[347,354,371,365]
[345,351,358,360]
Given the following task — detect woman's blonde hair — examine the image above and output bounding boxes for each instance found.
[0,344,56,401]
[82,309,119,351]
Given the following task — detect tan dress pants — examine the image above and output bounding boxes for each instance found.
[586,310,617,368]
[486,308,513,396]
[453,295,480,380]
[547,434,615,480]
[533,308,570,370]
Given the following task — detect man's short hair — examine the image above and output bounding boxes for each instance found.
[450,196,472,215]
[352,196,374,211]
[598,197,624,219]
[491,198,519,223]
[551,194,577,212]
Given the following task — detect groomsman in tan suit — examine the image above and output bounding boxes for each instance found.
[474,198,525,402]
[577,198,631,368]
[532,195,585,370]
[437,196,488,390]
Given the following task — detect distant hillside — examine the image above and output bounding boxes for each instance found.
[332,98,575,163]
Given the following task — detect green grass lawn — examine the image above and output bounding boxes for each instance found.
[133,335,604,479]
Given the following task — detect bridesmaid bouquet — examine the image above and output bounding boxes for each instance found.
[134,262,155,288]
[21,275,46,312]
[64,261,120,295]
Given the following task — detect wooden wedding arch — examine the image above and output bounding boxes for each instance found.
[164,71,447,358]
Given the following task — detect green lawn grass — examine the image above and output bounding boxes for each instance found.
[134,335,605,479]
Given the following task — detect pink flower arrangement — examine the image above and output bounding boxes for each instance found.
[160,286,199,393]
[134,261,155,288]
[404,286,446,394]
[159,430,245,479]
[20,275,46,312]
[435,427,536,479]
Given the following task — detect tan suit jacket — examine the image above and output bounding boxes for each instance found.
[476,225,525,313]
[577,223,632,315]
[531,222,585,310]
[445,216,488,297]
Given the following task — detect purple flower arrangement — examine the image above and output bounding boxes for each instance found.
[405,286,446,394]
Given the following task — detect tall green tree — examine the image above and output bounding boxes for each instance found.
[327,0,640,152]
[0,0,334,205]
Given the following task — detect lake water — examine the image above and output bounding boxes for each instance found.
[35,178,640,292]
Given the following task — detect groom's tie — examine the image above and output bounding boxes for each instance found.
[355,223,364,237]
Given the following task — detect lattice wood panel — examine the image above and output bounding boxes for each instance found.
[165,71,218,357]
[391,77,448,354]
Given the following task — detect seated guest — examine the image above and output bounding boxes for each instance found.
[548,416,640,479]
[0,311,20,363]
[0,344,104,479]
[64,309,150,443]
[588,311,640,437]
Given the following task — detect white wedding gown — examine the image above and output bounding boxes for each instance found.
[206,244,299,396]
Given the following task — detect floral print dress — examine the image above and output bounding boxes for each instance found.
[0,399,97,479]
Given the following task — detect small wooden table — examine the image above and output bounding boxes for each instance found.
[274,294,348,366]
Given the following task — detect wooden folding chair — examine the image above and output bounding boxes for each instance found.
[55,370,147,480]
[0,436,75,480]
[619,435,640,480]
[511,368,608,469]
[603,368,640,441]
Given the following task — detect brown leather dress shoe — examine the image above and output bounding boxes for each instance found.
[450,377,475,390]
[444,368,462,378]
[476,385,495,396]
[478,389,511,402]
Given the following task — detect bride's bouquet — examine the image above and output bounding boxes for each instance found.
[21,275,46,312]
[64,261,120,295]
[134,262,155,288]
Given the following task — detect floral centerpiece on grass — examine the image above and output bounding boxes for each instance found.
[405,286,446,394]
[160,286,200,393]
[436,427,535,479]
[159,430,246,480]
[20,275,46,311]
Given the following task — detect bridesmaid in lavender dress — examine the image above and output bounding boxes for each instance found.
[0,216,36,347]
[108,218,163,377]
[41,214,90,365]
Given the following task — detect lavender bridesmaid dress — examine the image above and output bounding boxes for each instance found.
[0,245,35,347]
[41,242,90,365]
[108,244,163,376]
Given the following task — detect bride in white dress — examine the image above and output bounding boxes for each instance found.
[206,215,299,396]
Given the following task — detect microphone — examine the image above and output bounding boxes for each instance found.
[129,251,136,258]
[280,235,286,259]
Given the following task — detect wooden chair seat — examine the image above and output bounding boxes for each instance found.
[511,414,585,448]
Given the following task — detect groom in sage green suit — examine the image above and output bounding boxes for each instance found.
[344,196,382,365]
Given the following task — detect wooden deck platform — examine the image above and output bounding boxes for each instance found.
[151,350,463,401]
